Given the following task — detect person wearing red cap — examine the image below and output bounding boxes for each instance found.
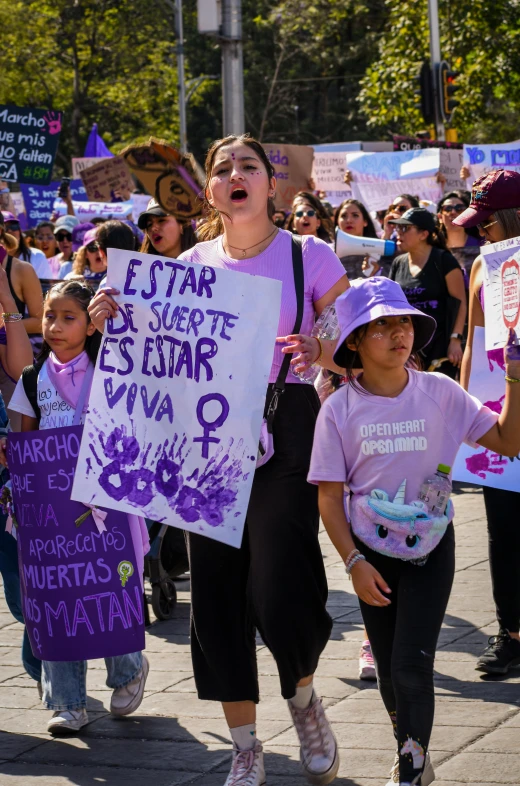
[458,169,520,676]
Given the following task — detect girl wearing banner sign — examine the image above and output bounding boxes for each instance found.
[8,281,150,736]
[88,134,349,786]
[458,169,520,677]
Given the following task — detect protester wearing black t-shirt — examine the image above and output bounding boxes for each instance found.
[388,208,466,377]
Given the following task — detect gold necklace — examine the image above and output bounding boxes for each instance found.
[225,227,278,258]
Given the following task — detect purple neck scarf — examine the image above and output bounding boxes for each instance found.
[46,351,93,412]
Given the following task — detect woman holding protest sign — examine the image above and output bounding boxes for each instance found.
[459,169,520,677]
[8,280,150,735]
[88,133,349,786]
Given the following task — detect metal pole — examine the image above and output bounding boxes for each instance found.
[428,0,445,141]
[221,0,245,136]
[175,0,188,152]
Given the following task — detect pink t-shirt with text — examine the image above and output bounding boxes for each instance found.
[308,370,498,506]
[178,230,345,383]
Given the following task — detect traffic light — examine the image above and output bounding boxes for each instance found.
[414,62,435,125]
[437,61,461,123]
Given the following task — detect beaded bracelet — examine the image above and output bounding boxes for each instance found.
[505,375,520,383]
[345,553,366,578]
[344,548,360,569]
[2,312,23,324]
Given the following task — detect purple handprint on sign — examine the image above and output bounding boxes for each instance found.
[465,449,507,479]
[43,111,62,135]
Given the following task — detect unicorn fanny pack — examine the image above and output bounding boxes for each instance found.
[350,479,453,562]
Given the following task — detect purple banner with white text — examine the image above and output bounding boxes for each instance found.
[8,426,145,661]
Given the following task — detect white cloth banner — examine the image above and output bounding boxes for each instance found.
[72,249,281,548]
[346,150,442,212]
[52,198,134,221]
[481,236,520,350]
[311,152,352,207]
[452,328,519,491]
[463,139,520,188]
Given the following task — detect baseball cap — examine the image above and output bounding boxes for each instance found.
[83,228,99,247]
[333,278,437,368]
[71,222,96,252]
[54,215,79,235]
[387,207,436,233]
[1,212,17,223]
[137,198,168,229]
[452,169,520,228]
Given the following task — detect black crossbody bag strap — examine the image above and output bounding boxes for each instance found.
[266,235,304,430]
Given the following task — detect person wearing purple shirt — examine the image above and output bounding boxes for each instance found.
[88,134,349,786]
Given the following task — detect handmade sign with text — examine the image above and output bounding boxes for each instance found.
[0,105,62,185]
[481,236,520,351]
[72,249,282,548]
[264,144,314,211]
[8,426,145,661]
[80,156,134,202]
[463,140,520,188]
[453,328,520,491]
[20,180,87,227]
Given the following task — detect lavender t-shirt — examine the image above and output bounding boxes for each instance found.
[178,230,345,383]
[308,370,498,505]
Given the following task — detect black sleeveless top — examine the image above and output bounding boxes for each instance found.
[5,256,26,315]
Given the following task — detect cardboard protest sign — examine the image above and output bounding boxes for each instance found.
[453,328,520,491]
[121,139,202,220]
[439,149,465,191]
[10,191,27,230]
[8,426,145,661]
[72,157,109,179]
[20,180,87,227]
[72,249,282,548]
[0,105,62,185]
[311,151,352,207]
[480,236,520,351]
[346,149,443,212]
[263,144,314,211]
[80,156,134,202]
[463,140,520,188]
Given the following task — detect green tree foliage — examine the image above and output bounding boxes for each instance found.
[358,0,520,142]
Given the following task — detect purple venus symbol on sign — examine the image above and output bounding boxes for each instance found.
[193,393,230,458]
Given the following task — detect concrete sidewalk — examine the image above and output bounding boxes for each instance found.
[0,484,518,785]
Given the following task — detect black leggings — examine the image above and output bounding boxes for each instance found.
[187,384,332,702]
[483,486,520,634]
[356,525,455,783]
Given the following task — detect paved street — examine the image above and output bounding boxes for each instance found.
[0,483,518,785]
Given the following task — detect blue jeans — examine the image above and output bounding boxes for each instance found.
[42,652,143,710]
[0,512,42,682]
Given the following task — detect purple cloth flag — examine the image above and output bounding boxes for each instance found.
[84,124,114,158]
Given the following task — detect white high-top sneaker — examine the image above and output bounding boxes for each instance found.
[288,693,339,784]
[224,741,266,786]
[387,750,434,786]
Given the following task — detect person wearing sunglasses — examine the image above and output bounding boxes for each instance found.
[458,169,520,679]
[388,207,466,378]
[382,194,420,241]
[437,191,481,275]
[34,221,58,261]
[287,191,334,242]
[47,215,79,278]
[64,228,107,284]
[1,212,52,280]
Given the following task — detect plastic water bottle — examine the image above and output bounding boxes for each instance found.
[293,305,340,383]
[418,464,452,516]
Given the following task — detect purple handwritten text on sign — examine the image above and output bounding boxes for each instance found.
[71,249,282,548]
[8,426,145,661]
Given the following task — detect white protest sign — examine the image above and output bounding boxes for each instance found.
[52,198,133,221]
[311,152,351,207]
[463,140,520,188]
[346,149,442,212]
[71,249,282,548]
[452,327,520,491]
[440,149,465,191]
[481,236,520,350]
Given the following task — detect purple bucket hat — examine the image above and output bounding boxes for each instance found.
[333,277,437,368]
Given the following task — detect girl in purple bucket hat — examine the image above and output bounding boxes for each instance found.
[308,276,520,786]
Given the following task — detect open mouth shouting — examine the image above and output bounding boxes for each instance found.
[230,186,248,203]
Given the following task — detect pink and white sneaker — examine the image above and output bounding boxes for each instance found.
[359,640,377,681]
[224,741,265,786]
[288,693,339,784]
